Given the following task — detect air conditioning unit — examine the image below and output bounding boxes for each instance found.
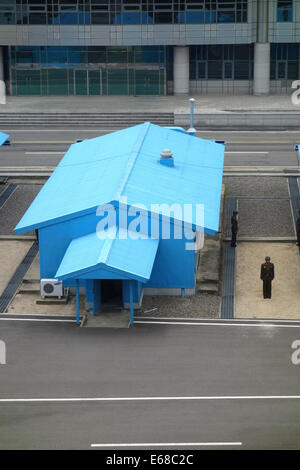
[40,279,63,298]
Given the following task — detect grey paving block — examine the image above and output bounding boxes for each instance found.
[224,176,289,197]
[238,199,294,237]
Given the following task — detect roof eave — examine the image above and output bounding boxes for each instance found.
[56,262,149,283]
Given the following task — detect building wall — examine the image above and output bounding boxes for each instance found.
[1,1,300,46]
[1,1,299,95]
[38,205,199,303]
[145,237,195,289]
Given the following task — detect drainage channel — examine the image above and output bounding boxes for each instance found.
[289,177,300,227]
[0,183,17,209]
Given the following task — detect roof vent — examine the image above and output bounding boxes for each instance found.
[160,149,174,167]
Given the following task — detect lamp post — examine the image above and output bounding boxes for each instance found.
[187,98,196,136]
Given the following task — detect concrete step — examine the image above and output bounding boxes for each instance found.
[19,286,40,295]
[82,309,130,328]
[0,112,174,116]
[36,297,69,305]
[0,118,173,121]
[0,113,173,119]
[196,272,219,283]
[0,121,174,127]
[0,113,174,126]
[198,282,219,295]
[18,280,40,294]
[0,118,174,121]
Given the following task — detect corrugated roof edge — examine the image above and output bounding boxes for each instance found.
[55,230,159,283]
[56,262,147,283]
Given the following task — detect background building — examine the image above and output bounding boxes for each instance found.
[0,0,299,96]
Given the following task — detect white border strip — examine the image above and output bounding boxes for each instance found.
[134,320,300,328]
[91,442,242,448]
[0,395,299,403]
[225,151,268,154]
[25,152,64,155]
[137,316,300,323]
[0,318,75,323]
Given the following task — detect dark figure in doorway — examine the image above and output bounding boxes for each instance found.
[231,210,238,247]
[260,256,274,299]
[296,209,300,246]
[282,8,289,22]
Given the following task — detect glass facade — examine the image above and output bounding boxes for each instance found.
[277,0,293,22]
[9,46,166,95]
[0,0,248,25]
[270,43,298,79]
[190,44,254,81]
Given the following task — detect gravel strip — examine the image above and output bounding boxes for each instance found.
[237,199,294,237]
[224,176,289,197]
[0,184,42,236]
[135,293,221,318]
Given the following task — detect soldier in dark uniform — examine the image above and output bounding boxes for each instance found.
[296,209,300,246]
[231,210,238,247]
[260,256,274,299]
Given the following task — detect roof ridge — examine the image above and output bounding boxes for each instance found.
[115,122,151,201]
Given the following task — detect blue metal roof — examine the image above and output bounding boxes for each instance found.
[15,122,224,235]
[0,132,9,146]
[55,228,159,282]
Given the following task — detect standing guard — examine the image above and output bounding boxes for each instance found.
[296,209,300,246]
[231,210,239,247]
[260,256,275,299]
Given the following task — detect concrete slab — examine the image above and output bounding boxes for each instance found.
[83,310,130,328]
[1,94,296,114]
[197,237,220,283]
[6,292,85,315]
[235,242,300,319]
[24,253,40,281]
[0,240,32,296]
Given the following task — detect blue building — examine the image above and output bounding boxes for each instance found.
[15,123,224,322]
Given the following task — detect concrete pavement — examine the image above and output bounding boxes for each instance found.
[0,320,299,449]
[0,94,299,114]
[0,129,299,168]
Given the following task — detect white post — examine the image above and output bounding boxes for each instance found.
[187,98,196,136]
[0,47,5,104]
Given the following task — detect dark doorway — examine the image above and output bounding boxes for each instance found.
[101,280,123,306]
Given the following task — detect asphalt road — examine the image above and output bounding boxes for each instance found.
[0,129,299,168]
[0,319,299,449]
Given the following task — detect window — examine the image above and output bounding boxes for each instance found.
[28,4,47,25]
[277,0,293,22]
[9,45,166,96]
[184,0,247,24]
[0,0,249,25]
[0,4,15,25]
[190,44,253,81]
[270,43,298,80]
